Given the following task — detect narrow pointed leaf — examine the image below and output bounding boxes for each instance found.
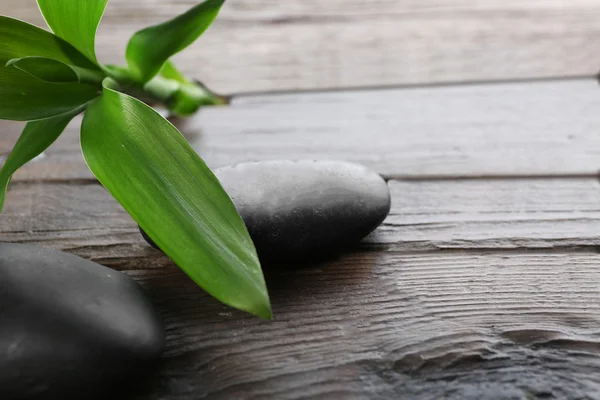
[7,57,79,83]
[81,79,271,319]
[161,61,227,112]
[103,64,136,85]
[0,66,99,121]
[0,16,97,70]
[0,108,81,211]
[37,0,108,65]
[68,65,106,85]
[168,84,202,116]
[143,75,180,103]
[160,61,191,84]
[168,83,213,116]
[126,0,224,83]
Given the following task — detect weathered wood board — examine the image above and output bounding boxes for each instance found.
[119,250,600,400]
[3,0,600,92]
[4,79,600,181]
[3,178,600,399]
[377,178,600,250]
[4,178,600,257]
[1,3,600,392]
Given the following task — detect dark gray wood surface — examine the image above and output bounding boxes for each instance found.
[4,180,600,399]
[3,1,600,398]
[3,77,600,398]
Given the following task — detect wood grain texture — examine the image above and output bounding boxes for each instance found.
[4,178,600,257]
[4,180,600,399]
[0,117,87,182]
[4,79,600,181]
[374,178,600,250]
[187,78,600,178]
[125,251,600,400]
[2,0,600,92]
[2,3,600,394]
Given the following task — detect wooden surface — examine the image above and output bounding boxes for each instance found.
[5,178,600,399]
[3,0,600,92]
[4,178,600,256]
[4,78,600,181]
[4,77,600,398]
[4,1,600,399]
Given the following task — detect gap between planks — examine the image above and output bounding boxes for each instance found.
[7,173,600,185]
[229,73,598,99]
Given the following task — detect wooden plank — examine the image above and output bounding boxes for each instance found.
[0,118,89,182]
[372,178,600,250]
[0,182,141,261]
[4,181,600,398]
[14,0,600,22]
[4,178,600,259]
[4,79,600,181]
[121,250,600,399]
[3,1,600,92]
[176,79,600,178]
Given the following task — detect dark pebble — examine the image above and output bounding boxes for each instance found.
[0,243,164,399]
[141,160,390,262]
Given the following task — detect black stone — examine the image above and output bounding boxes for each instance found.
[141,160,391,261]
[0,243,165,400]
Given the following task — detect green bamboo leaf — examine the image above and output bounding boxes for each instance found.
[168,83,211,116]
[160,61,191,84]
[126,0,224,83]
[0,108,81,211]
[160,61,226,113]
[142,75,180,103]
[0,16,97,70]
[7,57,79,83]
[37,0,108,65]
[168,84,202,116]
[159,62,202,114]
[0,66,99,121]
[81,79,272,319]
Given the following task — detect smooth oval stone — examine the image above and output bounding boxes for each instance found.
[141,160,391,261]
[0,243,164,399]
